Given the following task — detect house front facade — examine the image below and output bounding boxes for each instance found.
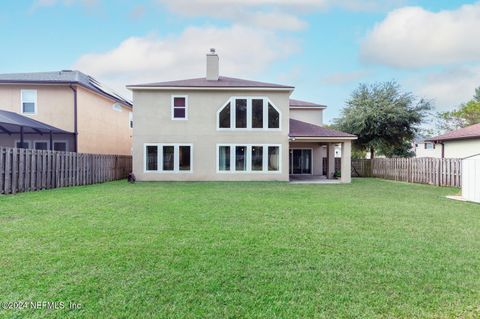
[0,71,133,155]
[128,50,356,182]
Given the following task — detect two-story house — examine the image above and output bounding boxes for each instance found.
[0,70,132,155]
[128,50,356,182]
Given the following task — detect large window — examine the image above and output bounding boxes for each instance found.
[217,144,281,173]
[251,146,263,171]
[163,146,175,171]
[15,141,31,149]
[171,96,188,120]
[144,144,192,173]
[34,141,49,150]
[268,103,280,129]
[218,146,230,171]
[252,99,263,128]
[21,89,37,114]
[235,146,247,171]
[235,99,247,128]
[219,103,231,128]
[54,142,67,152]
[217,97,281,130]
[146,145,158,171]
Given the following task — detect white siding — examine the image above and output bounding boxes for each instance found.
[462,155,480,203]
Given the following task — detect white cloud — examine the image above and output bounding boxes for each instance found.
[322,70,369,85]
[415,66,480,111]
[361,3,480,68]
[73,25,298,97]
[155,0,405,31]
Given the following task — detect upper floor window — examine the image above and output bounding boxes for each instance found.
[112,103,122,112]
[425,143,435,150]
[172,96,188,120]
[21,90,37,114]
[217,97,280,130]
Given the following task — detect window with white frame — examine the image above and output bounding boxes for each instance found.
[145,144,192,172]
[424,142,435,150]
[21,89,37,114]
[34,141,49,150]
[129,112,133,128]
[54,142,67,152]
[217,144,281,173]
[15,140,31,149]
[172,96,188,120]
[217,97,280,130]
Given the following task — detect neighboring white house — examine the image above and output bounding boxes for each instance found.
[127,50,357,182]
[413,139,442,158]
[427,123,480,158]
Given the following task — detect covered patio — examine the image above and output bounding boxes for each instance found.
[0,109,75,151]
[289,119,357,183]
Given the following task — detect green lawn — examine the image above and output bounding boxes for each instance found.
[0,179,479,318]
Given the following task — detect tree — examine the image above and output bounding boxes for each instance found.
[334,81,431,158]
[437,87,480,131]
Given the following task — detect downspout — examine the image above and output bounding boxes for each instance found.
[69,84,78,152]
[441,142,445,159]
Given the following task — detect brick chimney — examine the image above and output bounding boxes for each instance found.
[206,48,219,81]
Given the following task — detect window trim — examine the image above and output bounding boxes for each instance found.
[216,143,282,174]
[21,89,37,115]
[171,95,188,120]
[216,96,281,131]
[144,143,193,173]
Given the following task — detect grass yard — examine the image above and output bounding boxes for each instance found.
[0,179,479,318]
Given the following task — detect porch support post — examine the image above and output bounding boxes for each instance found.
[327,143,335,179]
[340,141,352,183]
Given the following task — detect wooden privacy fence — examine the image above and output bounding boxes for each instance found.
[352,158,462,187]
[0,147,132,195]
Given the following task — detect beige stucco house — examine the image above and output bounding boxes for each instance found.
[128,50,356,182]
[426,123,480,158]
[0,70,132,155]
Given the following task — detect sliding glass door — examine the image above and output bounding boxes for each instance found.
[289,149,312,175]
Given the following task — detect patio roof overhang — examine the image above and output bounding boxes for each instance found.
[289,119,357,142]
[0,109,73,136]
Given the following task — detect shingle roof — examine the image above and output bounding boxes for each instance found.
[289,119,356,138]
[0,71,132,107]
[0,109,72,134]
[127,76,294,89]
[428,123,480,142]
[289,99,326,108]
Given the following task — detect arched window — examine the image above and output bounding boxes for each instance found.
[217,97,281,130]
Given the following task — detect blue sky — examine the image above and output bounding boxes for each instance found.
[1,0,480,123]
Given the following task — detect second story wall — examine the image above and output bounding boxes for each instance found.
[0,84,74,132]
[289,108,324,126]
[77,86,132,155]
[132,89,291,181]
